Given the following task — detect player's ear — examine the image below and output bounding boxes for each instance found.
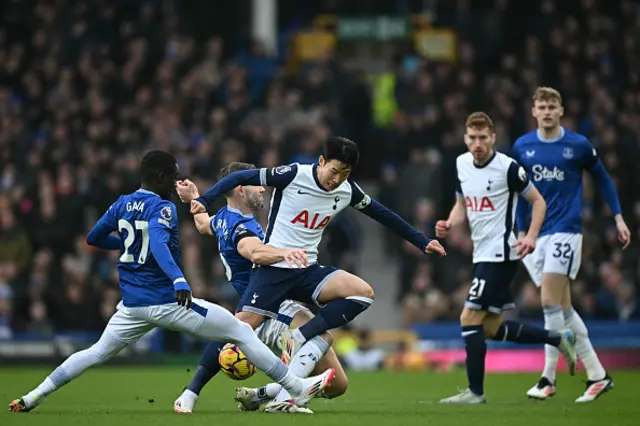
[318,155,325,167]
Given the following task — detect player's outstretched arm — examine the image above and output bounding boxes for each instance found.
[237,237,308,268]
[148,203,192,308]
[348,181,446,256]
[585,152,631,248]
[86,205,122,250]
[192,164,298,214]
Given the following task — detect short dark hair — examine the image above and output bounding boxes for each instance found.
[323,136,359,169]
[140,150,177,184]
[218,161,256,197]
[217,161,256,181]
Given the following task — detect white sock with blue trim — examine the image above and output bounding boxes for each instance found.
[542,305,565,382]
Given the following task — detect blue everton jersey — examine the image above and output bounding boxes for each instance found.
[211,206,264,297]
[101,189,182,307]
[512,128,598,236]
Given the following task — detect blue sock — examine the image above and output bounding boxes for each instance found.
[187,341,224,395]
[298,297,373,341]
[494,320,561,346]
[462,325,486,396]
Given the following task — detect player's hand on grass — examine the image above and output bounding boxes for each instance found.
[175,289,193,309]
[513,235,536,258]
[425,240,447,256]
[190,200,206,215]
[176,180,199,203]
[435,220,451,239]
[283,248,308,268]
[615,216,631,249]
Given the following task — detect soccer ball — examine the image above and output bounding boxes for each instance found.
[218,343,257,380]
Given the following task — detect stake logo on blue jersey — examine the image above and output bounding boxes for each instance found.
[512,127,622,236]
[210,206,264,297]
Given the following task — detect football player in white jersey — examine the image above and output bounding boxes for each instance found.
[437,112,577,404]
[512,87,631,402]
[186,136,446,410]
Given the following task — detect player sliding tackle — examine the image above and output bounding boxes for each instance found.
[173,162,348,414]
[512,87,631,402]
[187,136,446,411]
[438,113,577,404]
[8,151,334,413]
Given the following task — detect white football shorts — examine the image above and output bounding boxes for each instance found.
[256,300,309,351]
[105,298,252,344]
[522,232,583,287]
[105,298,309,352]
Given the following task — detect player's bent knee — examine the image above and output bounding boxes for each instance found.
[318,272,374,303]
[325,372,348,398]
[460,307,485,326]
[320,331,334,346]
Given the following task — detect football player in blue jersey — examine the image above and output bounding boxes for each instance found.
[512,87,631,402]
[9,151,334,413]
[173,162,349,414]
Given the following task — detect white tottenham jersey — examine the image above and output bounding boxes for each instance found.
[456,151,532,263]
[259,163,371,268]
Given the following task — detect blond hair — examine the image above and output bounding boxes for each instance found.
[532,87,562,105]
[465,112,494,132]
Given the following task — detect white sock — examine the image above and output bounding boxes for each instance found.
[293,328,306,343]
[26,377,56,400]
[275,336,331,402]
[254,383,282,402]
[564,307,606,381]
[542,305,565,382]
[180,389,198,403]
[235,329,302,396]
[26,330,126,401]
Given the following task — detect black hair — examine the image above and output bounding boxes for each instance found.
[323,136,359,169]
[218,161,256,198]
[140,150,177,185]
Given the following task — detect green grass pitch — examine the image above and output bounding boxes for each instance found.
[2,367,639,426]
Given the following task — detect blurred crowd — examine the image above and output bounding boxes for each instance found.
[1,0,639,336]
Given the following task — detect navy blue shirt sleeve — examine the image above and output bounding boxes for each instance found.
[349,180,432,251]
[507,161,532,194]
[148,202,189,290]
[259,163,298,189]
[196,169,262,209]
[348,180,372,209]
[231,220,260,248]
[86,200,122,250]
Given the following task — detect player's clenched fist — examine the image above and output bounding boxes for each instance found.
[176,179,199,203]
[435,220,452,238]
[424,240,447,257]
